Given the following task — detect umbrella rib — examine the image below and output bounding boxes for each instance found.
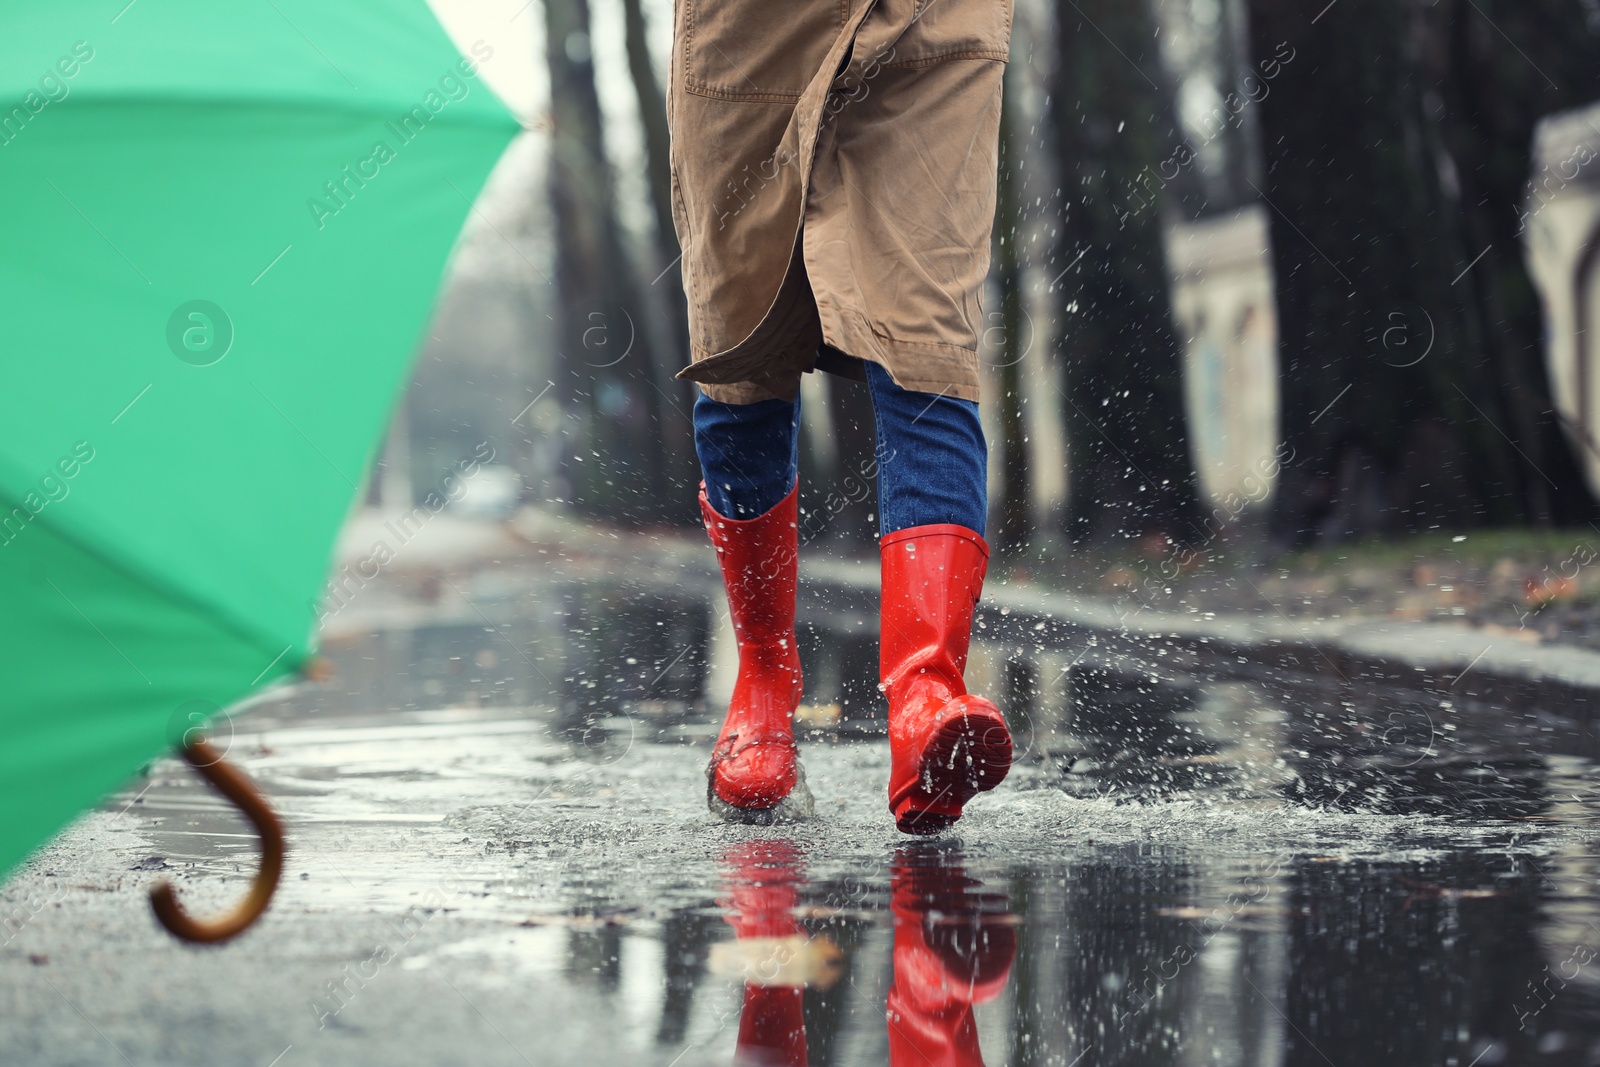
[2,476,306,692]
[11,494,305,695]
[42,576,151,685]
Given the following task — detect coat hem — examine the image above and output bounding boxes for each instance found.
[817,301,981,402]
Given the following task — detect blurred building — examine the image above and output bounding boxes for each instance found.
[1164,205,1280,511]
[1524,100,1600,494]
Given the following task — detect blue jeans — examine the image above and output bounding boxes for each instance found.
[694,362,987,535]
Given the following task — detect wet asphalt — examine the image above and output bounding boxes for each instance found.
[5,566,1600,1066]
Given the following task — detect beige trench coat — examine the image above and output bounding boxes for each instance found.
[667,0,1012,404]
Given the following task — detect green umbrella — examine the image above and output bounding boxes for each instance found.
[0,0,519,913]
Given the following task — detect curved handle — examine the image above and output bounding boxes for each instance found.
[148,736,286,944]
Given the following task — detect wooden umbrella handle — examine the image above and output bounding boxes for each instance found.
[148,737,286,944]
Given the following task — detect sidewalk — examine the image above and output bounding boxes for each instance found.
[326,506,1600,734]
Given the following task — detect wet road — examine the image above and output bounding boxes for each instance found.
[5,569,1600,1066]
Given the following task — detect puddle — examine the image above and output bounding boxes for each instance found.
[82,575,1600,1064]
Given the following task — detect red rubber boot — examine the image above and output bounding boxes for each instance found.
[702,483,812,822]
[721,840,809,1067]
[880,525,1012,834]
[885,854,1016,1067]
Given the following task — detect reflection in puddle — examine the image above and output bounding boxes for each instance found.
[885,848,1016,1067]
[712,842,844,993]
[718,840,814,1065]
[102,573,1600,1065]
[711,841,1015,1067]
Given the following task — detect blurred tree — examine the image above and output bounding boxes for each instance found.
[1150,0,1258,218]
[1244,0,1600,545]
[620,0,681,338]
[544,0,675,522]
[1424,0,1600,523]
[992,67,1032,555]
[619,0,700,509]
[1048,0,1203,544]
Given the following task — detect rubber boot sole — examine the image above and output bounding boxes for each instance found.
[895,709,1012,835]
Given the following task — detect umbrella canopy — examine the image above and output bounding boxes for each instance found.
[0,2,519,877]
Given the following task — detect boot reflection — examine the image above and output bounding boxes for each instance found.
[715,839,812,1067]
[887,849,1017,1067]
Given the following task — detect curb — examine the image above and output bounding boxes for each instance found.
[794,557,1600,753]
[341,507,1600,752]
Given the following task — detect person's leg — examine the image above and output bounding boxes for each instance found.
[693,391,801,520]
[693,390,813,821]
[865,362,1011,834]
[865,362,986,536]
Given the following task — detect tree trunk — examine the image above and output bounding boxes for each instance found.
[620,0,699,515]
[1427,0,1600,525]
[1048,0,1203,545]
[544,0,673,522]
[1244,0,1599,546]
[992,67,1031,555]
[620,0,679,297]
